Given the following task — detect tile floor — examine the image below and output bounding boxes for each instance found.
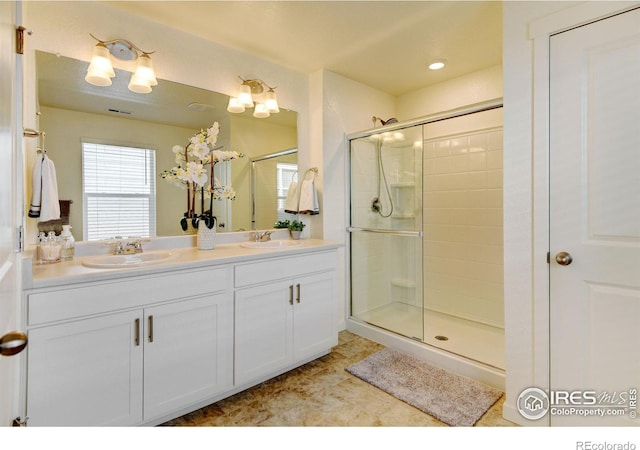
[162,331,515,427]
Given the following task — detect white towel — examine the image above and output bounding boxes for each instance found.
[29,154,60,222]
[284,180,299,214]
[28,154,43,218]
[298,172,319,215]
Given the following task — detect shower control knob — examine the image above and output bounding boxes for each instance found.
[555,251,573,266]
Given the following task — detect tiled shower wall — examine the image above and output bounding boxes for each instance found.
[423,127,504,328]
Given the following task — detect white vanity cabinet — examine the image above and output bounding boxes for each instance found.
[233,251,337,387]
[23,242,339,426]
[27,309,144,426]
[24,266,233,426]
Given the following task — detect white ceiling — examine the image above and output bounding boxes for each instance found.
[103,1,503,97]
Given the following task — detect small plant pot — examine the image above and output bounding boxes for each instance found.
[290,230,302,240]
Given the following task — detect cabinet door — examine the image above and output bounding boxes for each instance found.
[234,280,293,386]
[293,271,336,359]
[143,293,233,421]
[26,311,143,426]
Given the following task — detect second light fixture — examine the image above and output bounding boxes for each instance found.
[227,76,279,118]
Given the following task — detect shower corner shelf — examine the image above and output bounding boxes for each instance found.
[391,278,416,289]
[390,182,415,188]
[391,213,415,219]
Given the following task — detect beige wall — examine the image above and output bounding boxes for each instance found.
[397,65,503,121]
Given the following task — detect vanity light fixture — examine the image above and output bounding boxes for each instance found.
[85,34,157,93]
[227,76,279,118]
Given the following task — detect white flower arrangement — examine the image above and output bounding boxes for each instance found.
[160,122,243,229]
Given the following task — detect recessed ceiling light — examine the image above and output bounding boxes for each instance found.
[428,59,447,71]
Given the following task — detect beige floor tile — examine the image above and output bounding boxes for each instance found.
[161,331,515,427]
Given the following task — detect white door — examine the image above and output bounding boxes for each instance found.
[0,1,25,427]
[550,7,640,426]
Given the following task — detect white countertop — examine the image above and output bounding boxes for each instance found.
[25,237,342,290]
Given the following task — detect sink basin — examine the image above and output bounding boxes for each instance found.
[82,251,178,269]
[240,240,302,249]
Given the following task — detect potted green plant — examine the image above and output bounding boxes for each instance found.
[273,219,290,229]
[288,219,305,240]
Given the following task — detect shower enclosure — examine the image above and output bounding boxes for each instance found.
[347,101,505,385]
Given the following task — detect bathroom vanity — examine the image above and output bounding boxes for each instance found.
[20,236,339,426]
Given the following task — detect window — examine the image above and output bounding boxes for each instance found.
[276,162,298,221]
[82,142,156,241]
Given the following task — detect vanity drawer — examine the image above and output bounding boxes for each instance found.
[234,251,336,288]
[28,266,229,326]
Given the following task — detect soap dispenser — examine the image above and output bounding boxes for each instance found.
[60,225,75,261]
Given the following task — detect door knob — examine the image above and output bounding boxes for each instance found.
[555,251,573,266]
[0,331,28,356]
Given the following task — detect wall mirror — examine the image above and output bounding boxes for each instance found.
[35,50,298,240]
[250,148,298,230]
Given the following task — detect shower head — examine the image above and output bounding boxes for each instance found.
[372,116,399,127]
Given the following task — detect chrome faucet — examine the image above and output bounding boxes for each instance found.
[253,231,273,242]
[113,239,144,255]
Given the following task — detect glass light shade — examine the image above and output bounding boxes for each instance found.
[128,74,152,94]
[264,89,279,113]
[85,43,115,86]
[238,84,254,108]
[132,54,158,87]
[253,103,270,118]
[227,97,245,113]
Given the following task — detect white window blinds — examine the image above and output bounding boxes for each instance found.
[82,142,156,241]
[276,162,298,220]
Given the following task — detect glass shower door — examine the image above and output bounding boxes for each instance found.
[349,125,423,341]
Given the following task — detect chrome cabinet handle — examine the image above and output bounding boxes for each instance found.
[296,283,301,304]
[134,319,140,346]
[0,331,28,356]
[555,252,573,266]
[148,315,154,343]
